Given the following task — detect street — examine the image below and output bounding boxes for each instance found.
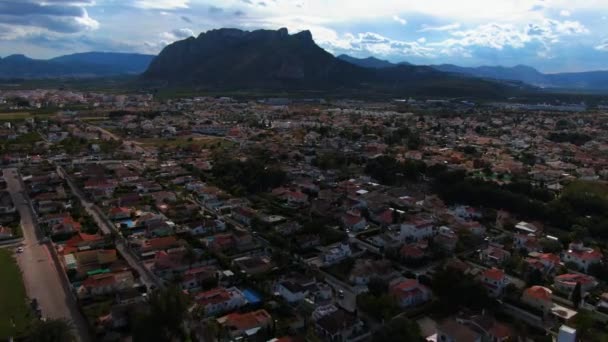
[3,168,91,342]
[57,165,161,290]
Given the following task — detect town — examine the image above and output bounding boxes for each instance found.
[1,88,608,342]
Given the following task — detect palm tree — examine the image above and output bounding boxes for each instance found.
[27,319,75,342]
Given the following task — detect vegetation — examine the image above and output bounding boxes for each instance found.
[431,267,496,314]
[132,286,191,342]
[26,319,75,342]
[211,158,286,195]
[0,249,31,339]
[372,317,423,342]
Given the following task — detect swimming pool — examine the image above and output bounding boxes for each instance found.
[241,288,262,304]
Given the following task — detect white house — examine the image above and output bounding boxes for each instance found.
[275,281,309,303]
[323,243,352,266]
[562,242,603,272]
[480,268,508,297]
[389,278,431,308]
[195,286,247,317]
[399,218,434,242]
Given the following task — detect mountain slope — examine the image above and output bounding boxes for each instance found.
[337,54,396,69]
[432,64,608,90]
[0,52,154,79]
[143,28,524,98]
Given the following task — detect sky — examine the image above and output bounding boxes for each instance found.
[1,0,608,73]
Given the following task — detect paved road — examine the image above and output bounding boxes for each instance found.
[57,165,161,290]
[3,168,91,342]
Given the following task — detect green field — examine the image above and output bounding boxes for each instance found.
[0,249,31,339]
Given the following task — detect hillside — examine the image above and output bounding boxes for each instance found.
[0,52,154,79]
[143,28,525,98]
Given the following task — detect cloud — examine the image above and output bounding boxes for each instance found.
[180,16,192,23]
[132,0,189,10]
[318,31,434,58]
[0,0,98,39]
[559,10,571,17]
[392,15,407,25]
[596,39,608,51]
[429,18,588,58]
[161,28,194,41]
[418,23,461,32]
[209,6,224,14]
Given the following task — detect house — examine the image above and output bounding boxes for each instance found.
[389,278,431,308]
[562,242,603,272]
[514,233,541,253]
[458,221,486,236]
[323,242,352,266]
[522,286,553,312]
[187,219,226,236]
[108,207,131,220]
[480,244,511,266]
[232,207,257,226]
[515,221,540,234]
[194,287,247,317]
[232,256,274,276]
[0,191,15,214]
[370,207,395,227]
[275,280,311,303]
[202,233,236,252]
[348,259,396,286]
[434,226,458,251]
[399,218,434,242]
[0,226,13,239]
[341,210,367,232]
[137,236,181,255]
[51,216,82,236]
[77,270,134,299]
[217,309,272,338]
[452,205,482,220]
[436,318,482,342]
[480,268,508,297]
[274,221,302,236]
[400,241,428,261]
[554,273,598,295]
[315,308,369,342]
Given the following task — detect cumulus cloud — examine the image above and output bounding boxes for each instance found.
[559,10,571,17]
[319,31,434,58]
[429,18,588,57]
[392,15,407,25]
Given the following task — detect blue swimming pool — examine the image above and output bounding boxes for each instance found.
[241,288,262,304]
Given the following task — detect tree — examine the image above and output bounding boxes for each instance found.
[571,282,582,308]
[372,317,423,342]
[132,286,191,342]
[27,319,75,342]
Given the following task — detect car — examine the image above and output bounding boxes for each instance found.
[16,247,24,253]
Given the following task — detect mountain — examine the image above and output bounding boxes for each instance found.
[0,52,154,79]
[143,28,524,97]
[337,55,412,69]
[432,64,608,91]
[337,54,396,69]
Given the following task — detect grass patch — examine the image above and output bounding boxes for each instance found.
[0,249,32,339]
[0,111,54,121]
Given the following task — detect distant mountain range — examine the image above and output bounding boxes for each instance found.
[339,54,608,91]
[143,28,525,98]
[2,30,606,93]
[0,52,154,79]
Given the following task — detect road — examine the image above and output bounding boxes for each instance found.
[3,168,91,342]
[56,165,161,290]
